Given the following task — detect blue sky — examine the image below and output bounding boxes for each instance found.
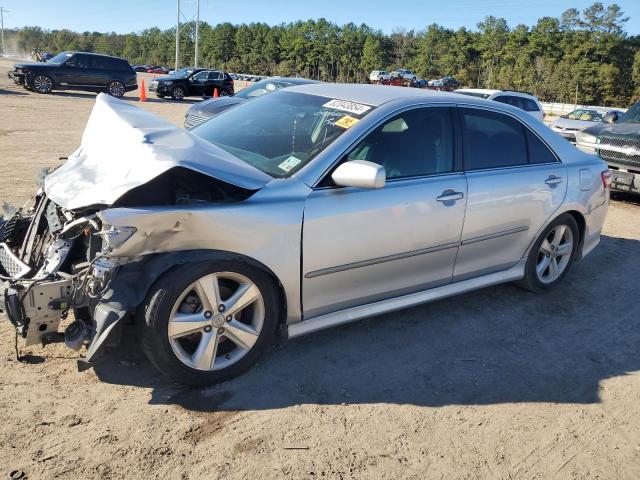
[3,0,640,34]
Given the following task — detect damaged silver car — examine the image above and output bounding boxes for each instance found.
[0,85,610,385]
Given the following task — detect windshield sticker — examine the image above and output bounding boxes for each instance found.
[323,99,372,116]
[278,156,302,172]
[334,115,360,129]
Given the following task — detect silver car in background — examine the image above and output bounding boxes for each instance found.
[0,85,610,386]
[551,107,623,142]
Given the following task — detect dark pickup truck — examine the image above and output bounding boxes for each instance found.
[576,102,640,195]
[8,51,137,98]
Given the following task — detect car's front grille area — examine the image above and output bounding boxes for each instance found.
[597,136,640,166]
[184,112,207,129]
[0,243,30,278]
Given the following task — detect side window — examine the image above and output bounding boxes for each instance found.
[523,98,540,112]
[526,130,557,164]
[191,71,208,81]
[208,71,222,80]
[460,108,528,170]
[67,54,90,69]
[344,107,454,180]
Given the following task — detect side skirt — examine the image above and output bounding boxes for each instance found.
[287,258,527,339]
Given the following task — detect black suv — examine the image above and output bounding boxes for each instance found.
[578,102,640,195]
[149,68,234,100]
[8,51,137,98]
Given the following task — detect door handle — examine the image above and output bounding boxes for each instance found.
[436,190,464,202]
[545,175,563,186]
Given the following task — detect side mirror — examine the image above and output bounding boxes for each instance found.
[331,160,386,189]
[603,112,618,123]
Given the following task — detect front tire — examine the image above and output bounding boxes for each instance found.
[172,86,185,101]
[517,214,579,293]
[137,260,280,386]
[30,74,54,94]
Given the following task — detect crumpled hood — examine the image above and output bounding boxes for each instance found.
[45,93,272,210]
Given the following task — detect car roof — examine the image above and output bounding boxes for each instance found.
[285,83,494,107]
[65,51,126,61]
[265,77,321,85]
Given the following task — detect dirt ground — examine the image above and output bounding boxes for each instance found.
[1,57,640,480]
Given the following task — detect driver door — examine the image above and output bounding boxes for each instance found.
[301,107,467,318]
[188,70,209,96]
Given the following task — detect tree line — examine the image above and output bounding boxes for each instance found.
[4,2,640,106]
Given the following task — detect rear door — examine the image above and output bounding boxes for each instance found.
[453,107,567,279]
[302,106,467,318]
[204,71,223,96]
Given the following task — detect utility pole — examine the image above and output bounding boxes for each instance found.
[175,0,180,71]
[574,82,579,109]
[0,7,8,56]
[194,0,200,68]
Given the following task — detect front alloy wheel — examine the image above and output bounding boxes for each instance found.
[137,261,280,385]
[172,86,185,100]
[32,75,53,94]
[168,272,265,371]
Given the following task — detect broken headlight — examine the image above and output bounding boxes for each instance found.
[98,225,137,254]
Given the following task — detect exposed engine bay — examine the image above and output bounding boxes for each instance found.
[0,192,104,350]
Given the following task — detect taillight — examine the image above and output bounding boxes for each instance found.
[601,169,612,189]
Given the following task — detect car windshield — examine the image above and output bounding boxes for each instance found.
[235,80,293,99]
[191,91,375,178]
[563,109,605,122]
[46,52,74,65]
[455,91,491,99]
[172,68,196,79]
[617,102,640,123]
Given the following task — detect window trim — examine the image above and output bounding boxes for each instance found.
[312,104,461,189]
[456,105,560,173]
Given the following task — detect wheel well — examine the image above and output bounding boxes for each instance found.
[565,210,586,258]
[118,250,288,326]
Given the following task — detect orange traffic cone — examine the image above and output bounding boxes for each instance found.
[214,88,219,98]
[139,79,147,102]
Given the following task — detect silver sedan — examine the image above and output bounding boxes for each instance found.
[1,85,610,385]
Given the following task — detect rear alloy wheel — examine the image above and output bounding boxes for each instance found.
[219,89,231,97]
[32,74,53,94]
[172,86,185,100]
[517,213,579,293]
[107,80,126,98]
[137,261,280,385]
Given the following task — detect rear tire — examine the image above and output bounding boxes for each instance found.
[107,80,126,98]
[137,260,280,386]
[517,214,579,293]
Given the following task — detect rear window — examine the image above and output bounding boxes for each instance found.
[93,56,130,70]
[523,98,540,112]
[526,130,557,164]
[461,108,528,170]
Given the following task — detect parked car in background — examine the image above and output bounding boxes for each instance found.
[184,76,320,128]
[392,69,418,82]
[370,70,391,82]
[576,101,640,195]
[427,76,460,91]
[8,51,137,97]
[133,65,149,72]
[0,85,609,386]
[149,68,234,100]
[147,66,170,74]
[454,89,545,122]
[551,107,623,143]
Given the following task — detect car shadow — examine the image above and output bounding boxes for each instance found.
[0,88,28,96]
[93,234,640,411]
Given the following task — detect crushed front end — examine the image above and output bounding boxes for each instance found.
[0,191,118,361]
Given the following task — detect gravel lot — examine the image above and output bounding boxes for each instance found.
[1,57,640,480]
